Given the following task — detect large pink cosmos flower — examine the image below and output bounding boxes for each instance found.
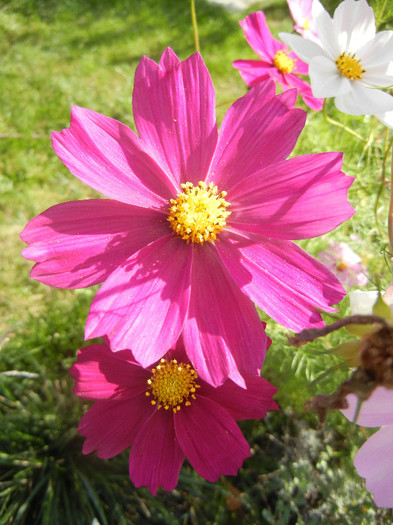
[70,339,278,495]
[341,387,393,507]
[21,48,354,387]
[233,11,324,111]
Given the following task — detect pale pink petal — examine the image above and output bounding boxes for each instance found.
[21,200,167,288]
[333,0,375,53]
[79,394,152,458]
[239,11,281,60]
[182,244,267,387]
[228,153,354,239]
[86,235,192,366]
[341,388,393,427]
[129,409,185,495]
[207,81,306,189]
[217,232,345,332]
[70,344,150,400]
[132,48,217,188]
[354,426,393,508]
[309,56,352,98]
[232,59,273,87]
[175,396,250,482]
[200,376,278,421]
[52,106,176,206]
[335,83,393,116]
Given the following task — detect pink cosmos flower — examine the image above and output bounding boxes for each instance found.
[70,339,278,495]
[318,241,368,288]
[341,387,393,507]
[232,11,324,111]
[286,0,319,43]
[21,48,354,387]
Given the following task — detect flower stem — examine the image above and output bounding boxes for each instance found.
[322,100,366,142]
[190,0,200,53]
[384,147,393,303]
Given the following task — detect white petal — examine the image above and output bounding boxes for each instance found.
[363,66,393,88]
[279,32,324,63]
[359,31,393,67]
[336,83,393,115]
[312,0,341,59]
[377,110,393,129]
[333,0,375,52]
[359,31,393,86]
[349,290,379,315]
[309,56,351,98]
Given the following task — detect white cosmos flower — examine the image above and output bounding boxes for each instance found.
[280,0,393,117]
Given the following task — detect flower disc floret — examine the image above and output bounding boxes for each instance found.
[273,50,296,74]
[168,181,231,244]
[335,53,365,80]
[146,358,200,412]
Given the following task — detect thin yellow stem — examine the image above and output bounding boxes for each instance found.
[322,100,366,142]
[190,0,200,53]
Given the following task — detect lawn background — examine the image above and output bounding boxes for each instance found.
[1,0,393,523]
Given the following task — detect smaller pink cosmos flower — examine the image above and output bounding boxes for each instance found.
[286,0,319,43]
[318,241,368,289]
[341,387,393,507]
[70,338,278,495]
[233,11,324,111]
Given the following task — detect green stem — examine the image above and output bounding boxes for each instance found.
[322,100,366,142]
[190,0,200,53]
[384,147,393,304]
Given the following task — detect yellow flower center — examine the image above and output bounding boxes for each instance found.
[167,181,231,244]
[335,52,366,80]
[145,359,200,413]
[273,50,295,74]
[336,261,348,272]
[303,18,310,31]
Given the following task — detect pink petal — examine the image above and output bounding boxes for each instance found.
[133,48,217,188]
[175,396,250,482]
[70,344,150,400]
[341,388,393,427]
[354,426,393,508]
[232,59,273,87]
[86,235,192,366]
[239,11,281,60]
[200,376,278,420]
[217,232,345,332]
[52,106,177,206]
[228,153,354,239]
[79,394,152,458]
[21,200,167,288]
[129,409,185,495]
[285,74,324,111]
[182,244,267,387]
[207,81,306,190]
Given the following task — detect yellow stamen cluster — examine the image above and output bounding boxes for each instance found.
[273,50,295,74]
[303,18,310,31]
[335,52,365,80]
[336,261,348,272]
[167,181,231,244]
[145,358,200,413]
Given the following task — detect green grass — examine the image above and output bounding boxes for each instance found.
[1,0,393,523]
